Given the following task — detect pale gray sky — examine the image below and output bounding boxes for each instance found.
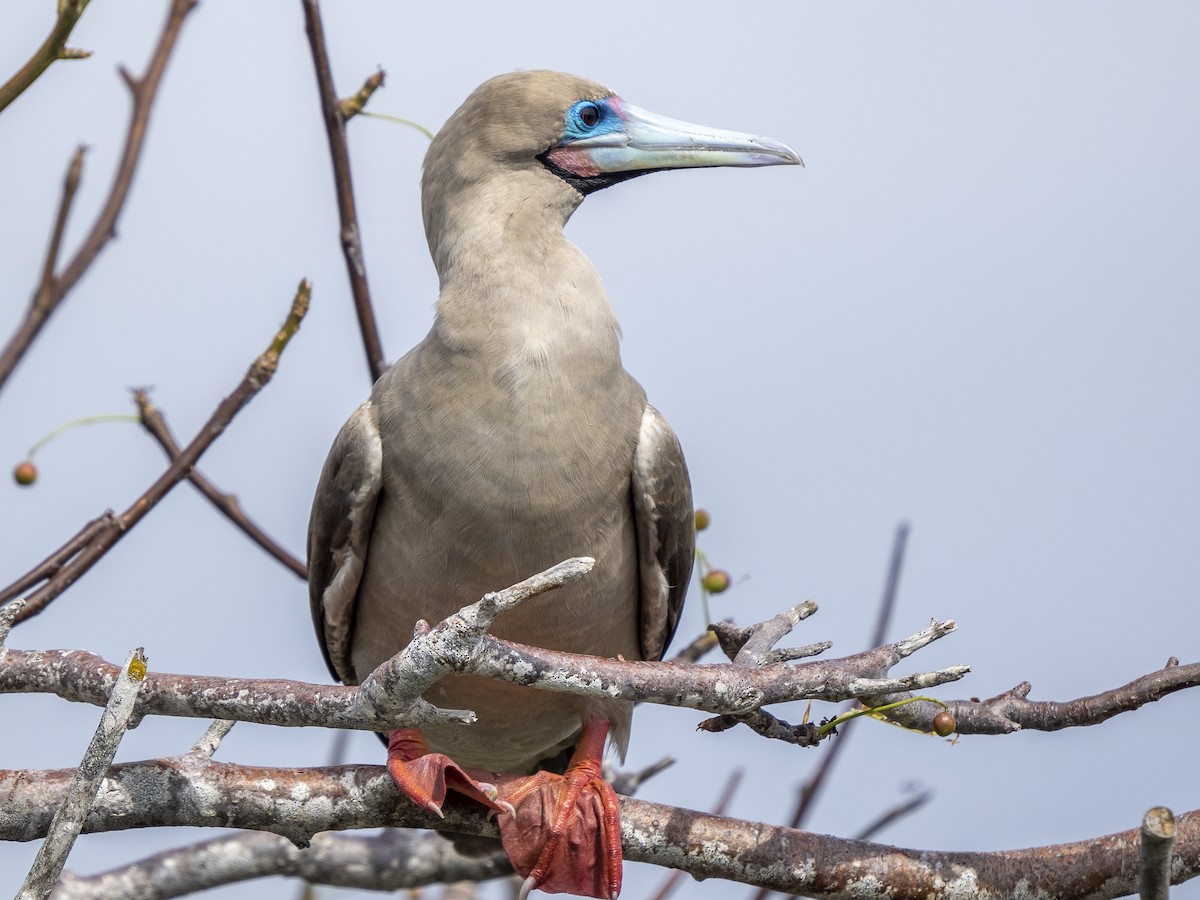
[2,2,1198,898]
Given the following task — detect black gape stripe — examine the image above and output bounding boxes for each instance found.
[537,149,662,196]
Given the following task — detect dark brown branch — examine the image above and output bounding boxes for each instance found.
[697,708,822,747]
[0,759,1196,899]
[766,520,910,900]
[133,389,307,580]
[666,625,720,664]
[0,0,94,114]
[10,281,310,624]
[0,0,199,396]
[852,787,932,842]
[0,514,113,605]
[301,0,387,383]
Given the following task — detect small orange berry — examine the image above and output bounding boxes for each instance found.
[694,508,711,532]
[932,710,956,737]
[13,460,37,486]
[701,569,731,593]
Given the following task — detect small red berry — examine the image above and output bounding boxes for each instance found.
[701,569,731,594]
[932,711,956,737]
[13,460,37,486]
[694,508,711,532]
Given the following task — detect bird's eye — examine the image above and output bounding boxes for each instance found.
[578,104,600,128]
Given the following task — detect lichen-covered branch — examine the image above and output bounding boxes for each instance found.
[16,648,146,900]
[49,829,510,899]
[0,608,968,734]
[3,557,1196,742]
[0,758,1195,899]
[858,655,1200,736]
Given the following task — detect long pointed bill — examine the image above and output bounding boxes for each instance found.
[547,98,803,178]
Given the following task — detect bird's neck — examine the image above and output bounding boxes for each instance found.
[427,177,622,362]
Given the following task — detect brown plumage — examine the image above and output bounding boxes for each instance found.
[308,70,798,898]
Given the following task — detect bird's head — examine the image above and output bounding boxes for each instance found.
[421,70,801,266]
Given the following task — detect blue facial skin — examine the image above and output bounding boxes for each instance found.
[559,99,625,145]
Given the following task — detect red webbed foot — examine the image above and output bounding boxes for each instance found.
[495,716,623,899]
[386,728,511,817]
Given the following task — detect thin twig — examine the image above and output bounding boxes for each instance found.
[12,281,311,624]
[753,523,910,900]
[852,787,932,842]
[339,70,385,121]
[0,0,199,396]
[610,757,675,796]
[189,720,235,759]
[668,625,720,664]
[16,648,146,900]
[0,514,113,604]
[0,0,94,114]
[301,0,386,383]
[133,389,307,579]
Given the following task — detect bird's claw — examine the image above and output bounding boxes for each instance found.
[495,762,623,899]
[386,728,506,816]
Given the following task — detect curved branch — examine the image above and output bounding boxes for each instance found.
[0,621,968,734]
[1,759,1195,899]
[865,656,1200,736]
[0,0,199,395]
[2,572,1195,739]
[8,281,310,623]
[0,0,94,114]
[133,389,307,580]
[300,0,386,383]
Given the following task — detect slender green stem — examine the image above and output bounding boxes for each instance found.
[816,695,949,736]
[26,415,140,460]
[359,111,435,141]
[694,547,712,624]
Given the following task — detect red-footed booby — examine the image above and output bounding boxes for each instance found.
[308,70,801,898]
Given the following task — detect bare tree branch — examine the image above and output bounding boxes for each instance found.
[1139,806,1175,900]
[8,281,310,624]
[48,829,510,899]
[300,0,387,383]
[0,514,113,606]
[17,648,146,900]
[866,655,1200,736]
[774,522,912,860]
[133,389,307,580]
[852,787,933,842]
[648,769,743,900]
[0,0,199,395]
[1,758,1195,899]
[339,70,385,121]
[0,610,970,736]
[4,555,1195,741]
[0,0,94,114]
